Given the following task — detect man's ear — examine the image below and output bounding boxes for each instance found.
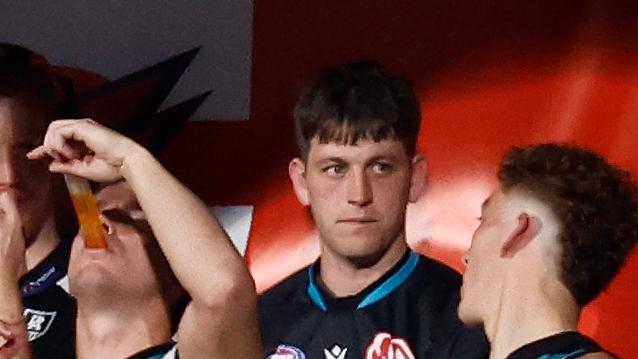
[501,213,542,258]
[409,155,428,202]
[289,158,310,206]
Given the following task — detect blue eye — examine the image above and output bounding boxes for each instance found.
[371,162,393,174]
[323,164,347,177]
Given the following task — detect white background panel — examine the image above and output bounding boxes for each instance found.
[211,205,253,255]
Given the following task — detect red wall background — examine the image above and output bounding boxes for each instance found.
[160,1,638,356]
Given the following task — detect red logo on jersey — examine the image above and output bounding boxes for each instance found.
[365,332,415,359]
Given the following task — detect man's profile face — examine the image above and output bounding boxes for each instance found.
[458,189,510,325]
[300,137,414,264]
[0,96,53,245]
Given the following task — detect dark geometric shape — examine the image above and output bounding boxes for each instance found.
[142,91,212,155]
[72,47,202,134]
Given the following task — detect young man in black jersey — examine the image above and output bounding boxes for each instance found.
[0,43,76,359]
[459,143,638,359]
[259,61,488,358]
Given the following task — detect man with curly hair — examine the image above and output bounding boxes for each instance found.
[459,143,638,359]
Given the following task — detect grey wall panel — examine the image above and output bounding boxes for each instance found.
[1,1,253,120]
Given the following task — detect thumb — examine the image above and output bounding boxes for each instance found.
[48,160,86,177]
[49,158,121,183]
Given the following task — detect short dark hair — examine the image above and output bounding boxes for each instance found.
[499,143,638,306]
[293,60,421,159]
[0,43,62,119]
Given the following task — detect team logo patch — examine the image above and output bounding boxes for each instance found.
[267,344,306,359]
[324,344,347,359]
[23,309,57,342]
[365,332,415,359]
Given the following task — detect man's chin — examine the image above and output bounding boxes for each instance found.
[342,249,390,268]
[68,264,116,297]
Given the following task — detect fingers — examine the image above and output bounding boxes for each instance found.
[26,118,134,183]
[43,119,93,159]
[26,118,102,161]
[25,145,47,160]
[26,146,64,162]
[48,156,122,183]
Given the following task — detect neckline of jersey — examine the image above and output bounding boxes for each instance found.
[306,250,420,311]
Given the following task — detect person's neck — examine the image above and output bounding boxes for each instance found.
[75,294,172,359]
[25,216,60,271]
[486,275,580,359]
[318,235,408,297]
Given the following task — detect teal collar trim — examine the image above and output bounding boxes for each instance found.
[306,251,420,311]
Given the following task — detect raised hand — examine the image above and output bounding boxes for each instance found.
[26,119,142,183]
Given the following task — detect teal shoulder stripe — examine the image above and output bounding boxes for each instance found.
[307,265,328,311]
[357,252,420,309]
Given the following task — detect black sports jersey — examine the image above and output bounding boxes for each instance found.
[259,251,489,359]
[507,331,615,359]
[19,240,76,359]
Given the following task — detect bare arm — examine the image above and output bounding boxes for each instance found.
[121,145,261,359]
[29,119,262,358]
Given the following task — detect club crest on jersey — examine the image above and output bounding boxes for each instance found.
[365,332,415,359]
[23,308,57,342]
[324,344,347,359]
[267,344,306,359]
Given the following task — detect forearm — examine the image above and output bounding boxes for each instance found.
[120,147,255,304]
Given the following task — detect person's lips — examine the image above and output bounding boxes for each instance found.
[337,217,378,224]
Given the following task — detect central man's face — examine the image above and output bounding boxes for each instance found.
[301,138,414,264]
[68,182,163,299]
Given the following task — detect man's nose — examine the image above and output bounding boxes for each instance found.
[346,169,372,206]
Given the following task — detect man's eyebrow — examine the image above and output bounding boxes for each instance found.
[367,154,400,163]
[316,157,347,164]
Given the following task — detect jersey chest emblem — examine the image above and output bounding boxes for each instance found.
[324,344,347,359]
[365,332,415,359]
[23,308,57,342]
[267,344,306,359]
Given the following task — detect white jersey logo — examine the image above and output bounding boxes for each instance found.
[23,308,57,342]
[324,344,348,359]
